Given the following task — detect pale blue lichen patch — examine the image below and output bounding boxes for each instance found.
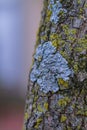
[30,41,73,93]
[48,0,67,24]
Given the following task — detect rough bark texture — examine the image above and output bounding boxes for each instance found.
[24,0,87,129]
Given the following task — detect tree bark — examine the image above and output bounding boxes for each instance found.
[24,0,87,129]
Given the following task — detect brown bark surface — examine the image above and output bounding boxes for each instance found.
[24,0,87,129]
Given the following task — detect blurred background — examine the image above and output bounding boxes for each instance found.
[0,0,43,130]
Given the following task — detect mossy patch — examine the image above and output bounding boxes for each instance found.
[58,96,71,107]
[58,78,69,88]
[44,102,49,110]
[41,35,48,42]
[24,112,29,121]
[37,105,44,112]
[34,118,43,129]
[60,115,67,122]
[76,109,87,116]
[49,33,64,48]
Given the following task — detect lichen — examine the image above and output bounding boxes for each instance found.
[30,41,73,93]
[48,0,67,24]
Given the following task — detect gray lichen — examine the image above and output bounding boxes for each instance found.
[30,41,73,93]
[48,0,67,24]
[73,17,83,28]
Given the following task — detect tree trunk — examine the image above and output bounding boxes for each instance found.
[24,0,87,129]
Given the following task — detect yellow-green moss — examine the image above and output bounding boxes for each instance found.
[75,47,83,53]
[79,8,84,14]
[24,112,29,121]
[40,25,45,32]
[59,10,65,17]
[50,33,65,48]
[34,95,38,102]
[67,126,72,130]
[62,24,77,43]
[45,17,50,23]
[37,118,43,123]
[60,115,67,122]
[58,78,69,88]
[36,26,41,46]
[50,33,58,41]
[81,89,85,94]
[32,85,39,94]
[77,37,87,49]
[84,3,87,8]
[32,103,36,109]
[58,97,71,107]
[43,0,48,7]
[46,10,52,17]
[62,24,69,31]
[85,111,87,116]
[37,105,44,112]
[68,36,76,43]
[76,109,87,116]
[34,118,43,129]
[77,0,81,4]
[52,39,59,48]
[77,125,81,130]
[44,102,49,110]
[72,104,75,109]
[70,29,77,35]
[62,25,77,35]
[73,63,79,73]
[41,35,48,42]
[60,51,69,60]
[45,9,52,23]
